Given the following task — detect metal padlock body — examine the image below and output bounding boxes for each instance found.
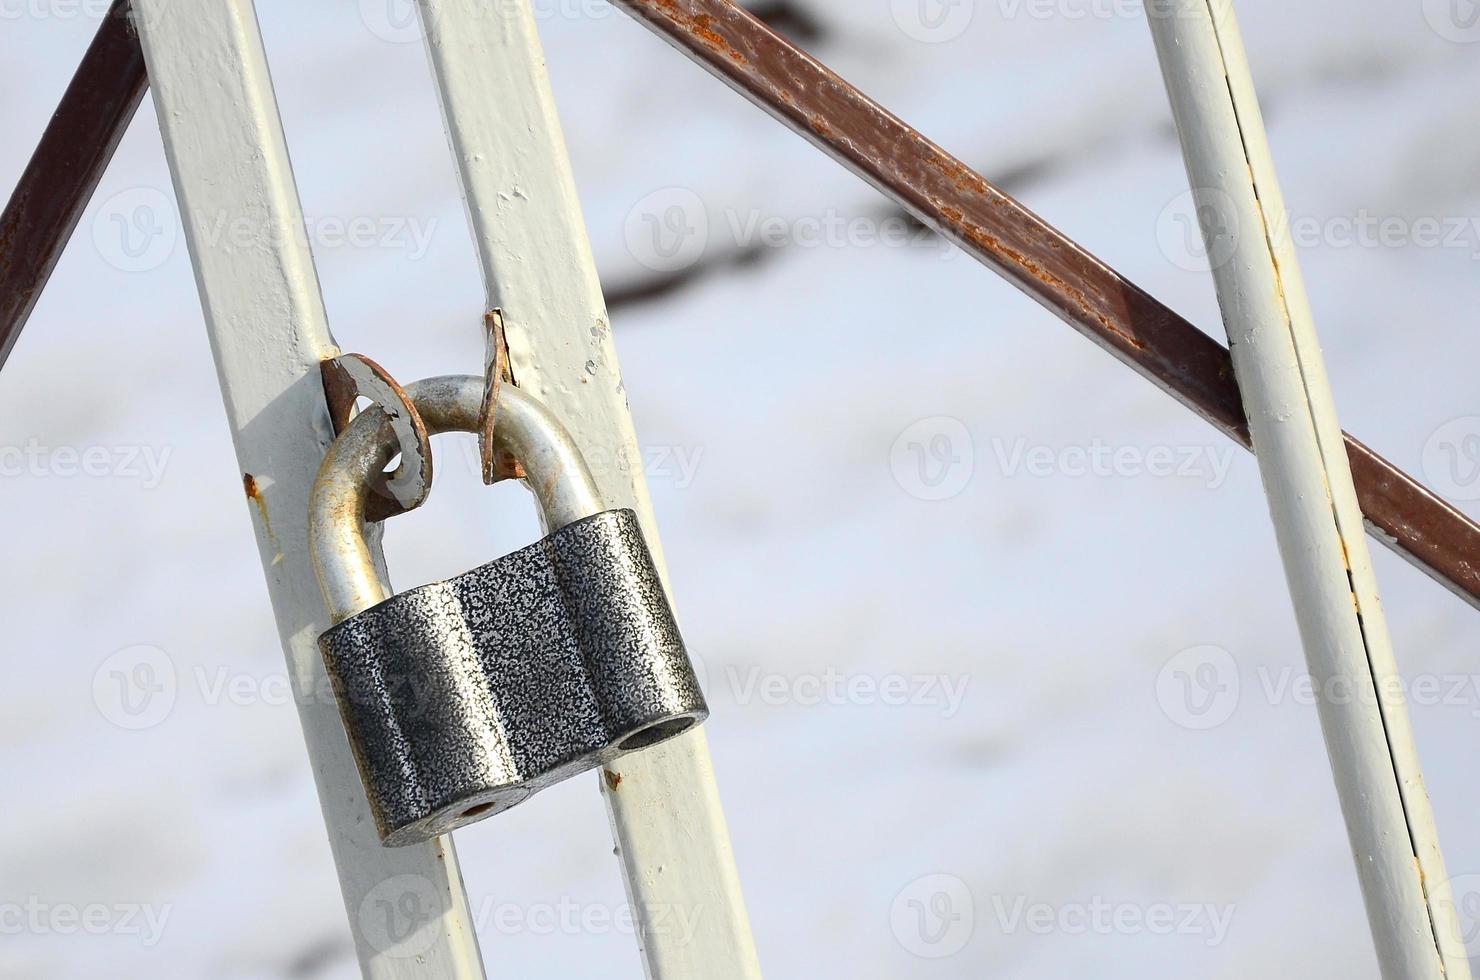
[318,509,703,845]
[310,376,706,847]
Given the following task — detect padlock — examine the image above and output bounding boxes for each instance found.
[309,374,707,847]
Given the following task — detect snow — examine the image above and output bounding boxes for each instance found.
[2,1,1479,977]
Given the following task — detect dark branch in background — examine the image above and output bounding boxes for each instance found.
[604,243,775,312]
[602,0,825,311]
[282,934,351,979]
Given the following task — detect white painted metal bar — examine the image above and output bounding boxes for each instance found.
[1143,2,1469,977]
[413,1,762,976]
[129,2,486,976]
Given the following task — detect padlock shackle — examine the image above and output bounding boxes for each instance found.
[310,375,603,623]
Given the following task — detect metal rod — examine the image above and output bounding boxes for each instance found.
[0,0,146,372]
[6,0,1479,610]
[130,1,488,974]
[606,0,1480,610]
[1144,3,1468,977]
[414,1,764,972]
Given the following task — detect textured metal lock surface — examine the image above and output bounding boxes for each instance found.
[318,507,707,846]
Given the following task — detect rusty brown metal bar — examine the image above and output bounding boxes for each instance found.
[0,0,146,372]
[609,0,1480,609]
[2,0,1476,609]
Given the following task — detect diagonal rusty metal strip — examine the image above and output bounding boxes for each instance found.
[1,1,1476,609]
[609,0,1480,609]
[0,0,146,371]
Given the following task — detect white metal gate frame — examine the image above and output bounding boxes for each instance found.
[132,0,759,976]
[121,0,1469,977]
[1146,3,1468,977]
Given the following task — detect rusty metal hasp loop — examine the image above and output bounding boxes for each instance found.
[319,353,433,522]
[308,374,708,847]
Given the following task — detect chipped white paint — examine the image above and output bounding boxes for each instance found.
[131,1,486,975]
[415,0,762,975]
[1144,2,1470,977]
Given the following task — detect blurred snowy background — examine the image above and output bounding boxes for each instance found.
[3,0,1480,976]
